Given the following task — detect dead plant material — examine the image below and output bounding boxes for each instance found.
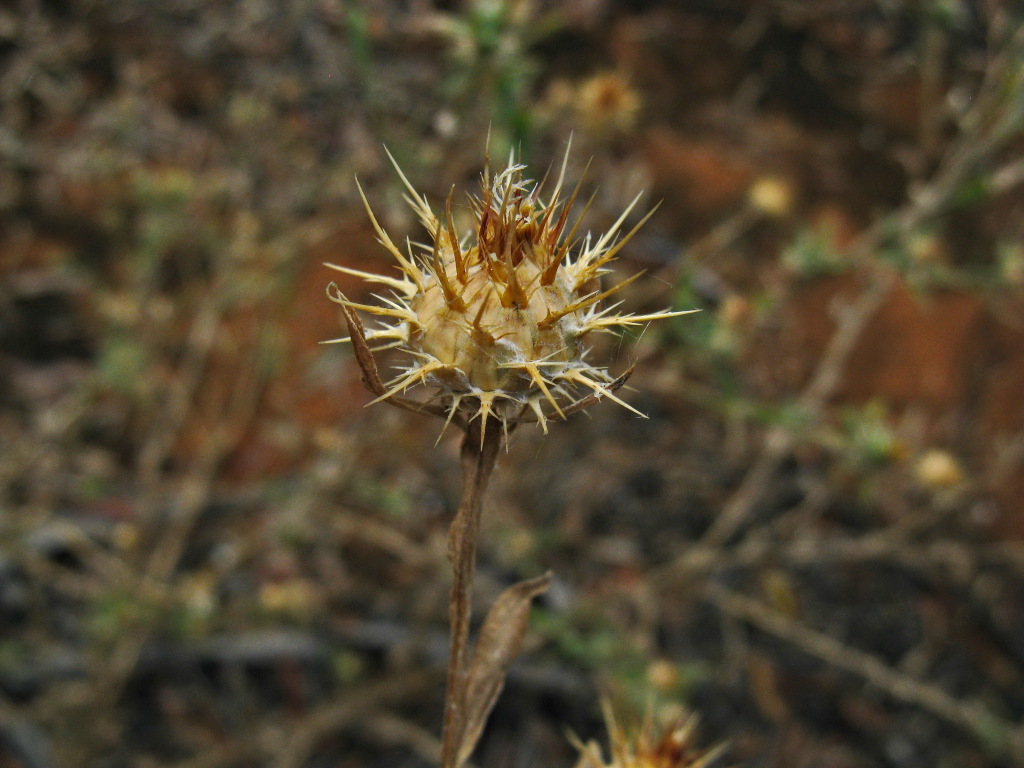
[328,144,692,768]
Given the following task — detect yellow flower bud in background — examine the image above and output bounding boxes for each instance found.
[914,449,964,490]
[748,175,793,218]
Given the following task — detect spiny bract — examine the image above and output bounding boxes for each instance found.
[326,146,693,436]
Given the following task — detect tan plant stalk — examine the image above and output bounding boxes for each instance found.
[327,144,692,768]
[443,416,503,766]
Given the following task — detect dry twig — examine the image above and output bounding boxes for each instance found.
[705,582,1024,765]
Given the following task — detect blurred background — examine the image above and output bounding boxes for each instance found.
[2,1,1024,766]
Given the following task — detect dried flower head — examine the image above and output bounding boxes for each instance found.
[576,71,641,134]
[574,701,724,768]
[326,145,692,437]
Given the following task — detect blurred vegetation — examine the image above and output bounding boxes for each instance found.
[1,1,1024,767]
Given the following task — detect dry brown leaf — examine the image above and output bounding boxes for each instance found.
[337,296,385,395]
[454,571,553,766]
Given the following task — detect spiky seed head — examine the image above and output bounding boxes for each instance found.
[573,701,725,768]
[326,145,695,435]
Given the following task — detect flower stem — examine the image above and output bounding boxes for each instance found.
[440,417,503,768]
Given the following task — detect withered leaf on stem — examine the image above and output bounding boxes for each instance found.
[336,296,385,395]
[335,286,452,420]
[455,571,553,767]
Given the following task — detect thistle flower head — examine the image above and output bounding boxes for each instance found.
[573,702,724,768]
[326,145,693,437]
